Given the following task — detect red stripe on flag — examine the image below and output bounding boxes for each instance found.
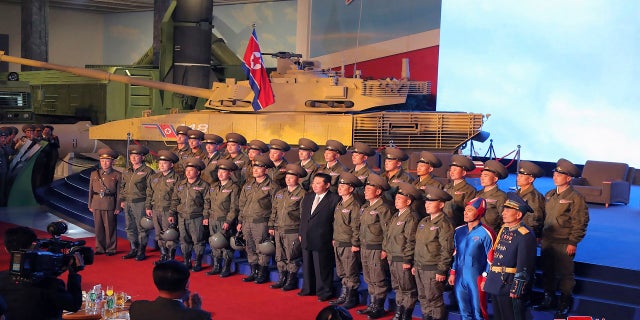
[242,28,275,111]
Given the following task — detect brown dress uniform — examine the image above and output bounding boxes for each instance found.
[88,151,121,255]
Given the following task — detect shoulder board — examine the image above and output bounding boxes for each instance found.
[518,226,529,235]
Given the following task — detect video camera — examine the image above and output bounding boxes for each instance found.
[9,221,94,282]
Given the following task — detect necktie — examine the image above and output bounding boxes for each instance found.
[311,195,321,214]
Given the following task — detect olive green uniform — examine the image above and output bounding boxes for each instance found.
[145,169,180,253]
[120,164,154,252]
[359,198,394,301]
[478,187,507,232]
[171,145,191,178]
[187,147,206,161]
[88,168,121,254]
[518,185,546,238]
[350,165,375,204]
[297,159,319,191]
[333,195,362,291]
[207,179,240,261]
[223,152,249,186]
[269,185,305,274]
[201,151,222,185]
[238,176,277,267]
[170,178,211,262]
[383,208,419,310]
[383,168,415,204]
[443,180,477,227]
[414,212,454,319]
[269,160,289,190]
[319,161,349,193]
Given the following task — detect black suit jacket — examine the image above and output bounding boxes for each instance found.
[299,191,341,251]
[129,297,211,320]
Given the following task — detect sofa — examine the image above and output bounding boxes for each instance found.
[571,160,632,207]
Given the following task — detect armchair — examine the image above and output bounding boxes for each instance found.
[571,160,631,207]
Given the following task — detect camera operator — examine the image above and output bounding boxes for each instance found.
[0,226,83,320]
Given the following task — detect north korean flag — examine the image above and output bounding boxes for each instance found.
[242,28,275,111]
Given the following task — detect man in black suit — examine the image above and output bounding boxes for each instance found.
[298,172,342,301]
[129,260,211,320]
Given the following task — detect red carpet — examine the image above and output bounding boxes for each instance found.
[0,222,375,319]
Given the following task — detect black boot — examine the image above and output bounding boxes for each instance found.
[192,255,203,272]
[122,248,137,259]
[207,258,222,275]
[254,265,270,284]
[184,258,192,270]
[243,264,258,282]
[554,295,573,319]
[270,271,288,289]
[357,298,374,315]
[135,245,147,261]
[282,272,298,291]
[391,305,404,320]
[330,287,348,306]
[168,248,176,260]
[341,289,360,309]
[534,291,557,311]
[402,306,414,320]
[219,259,232,278]
[367,298,387,319]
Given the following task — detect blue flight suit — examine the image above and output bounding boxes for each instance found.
[451,223,495,320]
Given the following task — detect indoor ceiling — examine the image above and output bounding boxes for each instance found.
[0,0,289,13]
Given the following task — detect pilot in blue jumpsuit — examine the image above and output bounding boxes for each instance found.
[448,197,495,320]
[484,193,537,320]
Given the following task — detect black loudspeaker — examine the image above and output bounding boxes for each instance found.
[174,0,213,23]
[173,26,211,64]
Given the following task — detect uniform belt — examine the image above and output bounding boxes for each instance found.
[334,241,352,247]
[490,266,517,274]
[389,256,405,263]
[130,198,145,203]
[282,228,299,234]
[418,264,439,271]
[363,244,382,250]
[251,217,269,223]
[92,192,115,197]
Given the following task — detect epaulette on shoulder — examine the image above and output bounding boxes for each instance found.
[518,226,529,235]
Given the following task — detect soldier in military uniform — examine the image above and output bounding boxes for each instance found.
[120,145,155,261]
[268,164,307,289]
[171,126,192,178]
[201,133,224,185]
[14,124,34,151]
[237,154,276,283]
[484,193,537,320]
[242,139,270,186]
[412,151,444,220]
[169,158,211,271]
[516,160,546,239]
[443,155,478,227]
[448,197,495,320]
[223,133,249,186]
[382,147,415,205]
[88,148,121,256]
[295,138,320,191]
[145,150,180,264]
[535,159,589,319]
[413,186,454,320]
[205,159,240,277]
[356,174,394,318]
[268,139,290,190]
[349,142,377,204]
[477,160,509,232]
[383,182,421,320]
[186,130,206,160]
[330,172,364,309]
[318,140,349,193]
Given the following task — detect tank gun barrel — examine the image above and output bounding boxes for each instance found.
[262,52,302,60]
[0,51,214,100]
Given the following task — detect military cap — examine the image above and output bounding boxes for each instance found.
[203,134,223,144]
[217,159,238,171]
[44,125,54,131]
[424,185,453,202]
[187,130,204,140]
[128,145,149,156]
[503,192,533,214]
[184,157,205,171]
[156,150,179,163]
[284,163,307,177]
[450,154,476,171]
[351,142,376,156]
[98,148,118,160]
[21,124,35,132]
[225,132,247,145]
[338,172,364,188]
[270,139,291,152]
[365,173,390,191]
[175,125,191,135]
[0,127,8,137]
[298,138,319,152]
[248,139,270,153]
[553,158,580,177]
[518,160,544,178]
[397,182,422,200]
[385,147,409,161]
[482,159,508,180]
[417,151,442,168]
[253,154,274,168]
[325,140,347,155]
